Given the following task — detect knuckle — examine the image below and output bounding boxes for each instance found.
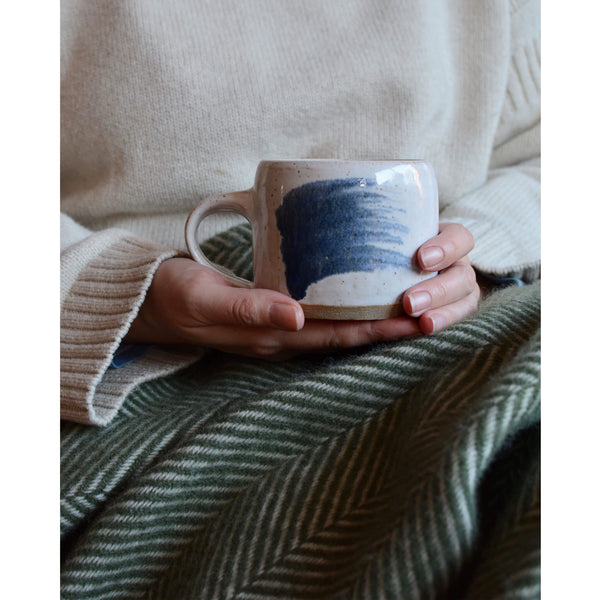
[231,296,259,326]
[250,341,282,358]
[366,321,385,339]
[325,323,381,349]
[463,290,480,316]
[326,325,347,349]
[446,223,474,254]
[462,225,475,251]
[365,321,393,342]
[462,264,477,291]
[326,334,344,350]
[446,236,459,258]
[468,269,478,291]
[185,282,208,319]
[467,298,479,316]
[431,278,450,302]
[454,222,473,242]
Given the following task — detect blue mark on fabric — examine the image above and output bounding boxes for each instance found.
[275,178,411,300]
[475,270,526,288]
[110,343,152,368]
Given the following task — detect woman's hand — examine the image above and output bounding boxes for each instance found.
[125,258,421,359]
[125,222,479,358]
[402,222,480,334]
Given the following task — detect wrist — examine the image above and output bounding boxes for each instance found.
[124,270,166,343]
[124,306,157,344]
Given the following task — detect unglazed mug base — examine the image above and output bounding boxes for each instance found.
[300,303,403,320]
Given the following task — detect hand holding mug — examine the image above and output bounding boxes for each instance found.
[125,160,479,356]
[403,221,479,334]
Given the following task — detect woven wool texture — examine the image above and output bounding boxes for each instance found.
[61,225,540,599]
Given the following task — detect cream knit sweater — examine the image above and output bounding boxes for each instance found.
[61,0,540,425]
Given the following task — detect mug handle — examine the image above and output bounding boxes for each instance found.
[185,190,254,288]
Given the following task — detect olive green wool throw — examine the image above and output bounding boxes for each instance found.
[61,225,540,599]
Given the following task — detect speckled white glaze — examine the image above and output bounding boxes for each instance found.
[185,160,438,320]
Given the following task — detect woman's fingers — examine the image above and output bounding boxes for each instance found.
[198,222,478,347]
[401,222,480,335]
[403,257,477,317]
[197,316,421,359]
[417,222,474,271]
[417,286,481,334]
[130,222,481,353]
[403,257,480,334]
[282,317,421,351]
[191,278,305,331]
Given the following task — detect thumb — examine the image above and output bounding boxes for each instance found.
[199,282,305,331]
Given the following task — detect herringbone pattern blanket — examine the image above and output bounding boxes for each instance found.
[61,225,540,599]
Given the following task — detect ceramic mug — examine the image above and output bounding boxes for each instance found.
[185,159,439,320]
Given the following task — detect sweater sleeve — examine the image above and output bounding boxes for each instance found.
[441,0,540,282]
[60,213,205,426]
[440,154,540,282]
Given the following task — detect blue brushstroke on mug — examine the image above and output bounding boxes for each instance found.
[275,178,412,300]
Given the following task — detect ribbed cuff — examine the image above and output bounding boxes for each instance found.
[440,165,540,283]
[60,235,200,425]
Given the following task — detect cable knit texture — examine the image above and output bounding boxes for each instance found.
[61,0,540,425]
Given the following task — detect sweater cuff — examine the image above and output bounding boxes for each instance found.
[440,164,540,283]
[60,235,201,425]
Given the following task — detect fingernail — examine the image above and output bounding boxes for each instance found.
[406,290,431,314]
[424,314,445,333]
[420,246,444,268]
[269,303,302,331]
